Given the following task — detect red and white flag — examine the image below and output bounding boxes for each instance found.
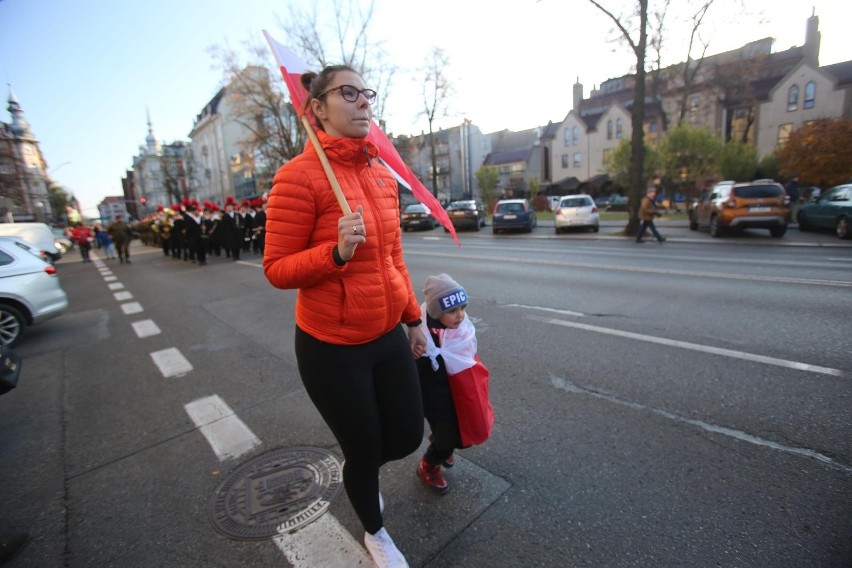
[263,30,460,245]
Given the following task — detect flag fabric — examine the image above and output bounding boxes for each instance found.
[263,30,460,245]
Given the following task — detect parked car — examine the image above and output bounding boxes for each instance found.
[606,194,629,211]
[0,222,63,263]
[796,183,852,239]
[553,194,600,233]
[446,199,487,231]
[0,236,69,347]
[492,199,537,234]
[400,203,437,231]
[689,180,789,238]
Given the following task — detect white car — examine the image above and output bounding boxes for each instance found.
[0,222,64,263]
[0,236,69,346]
[554,194,600,233]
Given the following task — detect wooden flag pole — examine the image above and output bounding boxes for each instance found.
[300,115,352,215]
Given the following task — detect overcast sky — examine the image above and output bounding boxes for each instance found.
[1,0,849,216]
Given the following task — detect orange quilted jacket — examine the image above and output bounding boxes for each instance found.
[263,130,421,345]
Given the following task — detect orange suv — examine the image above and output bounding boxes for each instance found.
[689,180,789,238]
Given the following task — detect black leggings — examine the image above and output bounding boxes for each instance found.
[295,325,424,534]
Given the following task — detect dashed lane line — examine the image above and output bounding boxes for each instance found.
[114,291,133,301]
[120,302,143,315]
[150,347,193,378]
[184,395,260,461]
[132,319,161,338]
[107,282,124,290]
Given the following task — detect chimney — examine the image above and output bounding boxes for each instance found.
[804,8,820,65]
[573,77,583,111]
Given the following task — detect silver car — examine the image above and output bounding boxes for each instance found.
[554,194,600,233]
[0,236,69,346]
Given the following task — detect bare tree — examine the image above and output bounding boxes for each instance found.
[587,0,649,234]
[418,47,454,198]
[674,1,715,125]
[277,0,396,123]
[210,44,307,179]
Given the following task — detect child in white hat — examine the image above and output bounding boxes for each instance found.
[415,273,492,493]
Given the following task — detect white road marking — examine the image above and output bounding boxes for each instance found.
[506,303,586,317]
[108,282,124,290]
[114,291,133,301]
[406,250,852,288]
[131,319,161,338]
[150,347,193,378]
[551,375,852,474]
[273,513,371,567]
[184,395,260,461]
[103,275,117,282]
[530,315,843,377]
[120,302,143,314]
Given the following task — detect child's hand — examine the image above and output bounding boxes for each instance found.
[407,326,426,358]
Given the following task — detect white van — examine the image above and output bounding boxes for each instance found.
[0,223,63,262]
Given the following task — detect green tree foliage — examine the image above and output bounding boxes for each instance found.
[718,140,758,182]
[777,118,852,187]
[476,165,498,208]
[756,152,780,181]
[47,182,71,221]
[603,138,660,191]
[658,125,721,189]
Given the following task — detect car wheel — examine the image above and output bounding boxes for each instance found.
[769,225,787,238]
[709,215,723,238]
[837,216,850,239]
[0,304,26,348]
[689,214,698,231]
[796,211,810,232]
[474,219,481,232]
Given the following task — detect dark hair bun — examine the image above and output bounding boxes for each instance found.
[300,72,317,91]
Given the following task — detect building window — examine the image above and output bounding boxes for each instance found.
[563,129,571,146]
[573,153,581,168]
[804,81,816,109]
[787,85,798,111]
[607,120,613,140]
[561,154,569,168]
[572,126,579,145]
[777,123,793,146]
[616,118,623,139]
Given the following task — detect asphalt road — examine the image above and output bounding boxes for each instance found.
[1,225,850,568]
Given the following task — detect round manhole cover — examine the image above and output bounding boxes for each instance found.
[209,446,344,541]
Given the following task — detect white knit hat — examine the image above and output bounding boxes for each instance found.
[424,273,468,319]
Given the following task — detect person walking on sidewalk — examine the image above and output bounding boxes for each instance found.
[636,187,667,243]
[415,273,493,495]
[263,64,426,568]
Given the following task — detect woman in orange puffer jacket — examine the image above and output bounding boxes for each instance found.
[263,65,425,568]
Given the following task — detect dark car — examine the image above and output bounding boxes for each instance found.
[446,200,486,231]
[492,199,537,234]
[400,203,437,231]
[796,183,852,239]
[689,180,788,238]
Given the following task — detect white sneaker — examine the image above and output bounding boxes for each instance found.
[364,527,408,568]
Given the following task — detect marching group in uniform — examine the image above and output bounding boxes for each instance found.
[138,196,267,265]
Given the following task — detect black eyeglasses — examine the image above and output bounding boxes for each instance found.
[318,84,377,104]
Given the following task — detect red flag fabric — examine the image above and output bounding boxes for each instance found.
[263,31,460,245]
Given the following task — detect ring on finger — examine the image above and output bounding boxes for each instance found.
[352,226,358,234]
